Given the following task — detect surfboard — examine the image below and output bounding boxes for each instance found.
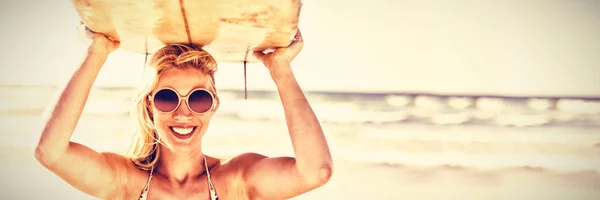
[71,0,302,63]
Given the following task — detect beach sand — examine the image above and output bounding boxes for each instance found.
[1,86,599,199]
[1,145,599,200]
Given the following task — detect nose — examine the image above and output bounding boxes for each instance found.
[173,100,193,121]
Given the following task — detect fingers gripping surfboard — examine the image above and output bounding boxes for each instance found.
[71,0,302,63]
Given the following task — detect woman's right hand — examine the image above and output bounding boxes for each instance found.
[80,22,120,54]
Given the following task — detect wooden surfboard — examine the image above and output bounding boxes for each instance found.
[71,0,302,63]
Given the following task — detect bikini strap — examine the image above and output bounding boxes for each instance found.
[143,167,154,192]
[139,167,154,200]
[204,155,218,200]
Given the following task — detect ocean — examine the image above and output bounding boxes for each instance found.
[2,85,600,199]
[1,85,599,172]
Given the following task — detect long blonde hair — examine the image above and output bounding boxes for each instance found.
[126,44,219,170]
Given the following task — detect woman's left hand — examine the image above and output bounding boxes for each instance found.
[253,29,304,73]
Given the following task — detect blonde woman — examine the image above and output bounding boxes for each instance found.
[34,27,332,200]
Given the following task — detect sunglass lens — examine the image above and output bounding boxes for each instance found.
[189,90,213,113]
[154,89,179,112]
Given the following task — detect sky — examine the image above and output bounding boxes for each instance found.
[0,0,599,97]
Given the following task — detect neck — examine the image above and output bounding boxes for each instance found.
[155,145,207,184]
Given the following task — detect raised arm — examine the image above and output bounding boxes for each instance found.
[242,30,333,199]
[33,28,127,199]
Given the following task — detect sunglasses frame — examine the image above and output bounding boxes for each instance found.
[150,87,215,114]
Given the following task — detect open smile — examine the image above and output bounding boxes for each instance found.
[169,126,197,139]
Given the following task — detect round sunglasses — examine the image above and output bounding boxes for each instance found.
[150,88,215,114]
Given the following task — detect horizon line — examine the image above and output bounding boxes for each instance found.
[2,83,599,100]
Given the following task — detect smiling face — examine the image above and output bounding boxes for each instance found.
[151,67,216,153]
[127,44,219,169]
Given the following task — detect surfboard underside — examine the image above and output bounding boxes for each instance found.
[72,0,302,63]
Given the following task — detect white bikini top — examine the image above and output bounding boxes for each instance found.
[139,155,218,200]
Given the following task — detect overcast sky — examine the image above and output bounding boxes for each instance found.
[1,0,599,97]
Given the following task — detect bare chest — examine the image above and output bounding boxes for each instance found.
[116,174,246,200]
[141,183,214,200]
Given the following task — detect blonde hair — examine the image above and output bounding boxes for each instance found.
[126,44,218,170]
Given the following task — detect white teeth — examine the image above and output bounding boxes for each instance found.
[172,127,194,135]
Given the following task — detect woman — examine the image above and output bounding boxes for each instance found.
[34,26,333,200]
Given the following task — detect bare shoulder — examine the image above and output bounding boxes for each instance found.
[219,152,296,180]
[97,152,150,198]
[98,151,137,175]
[99,151,130,164]
[210,153,267,174]
[212,153,284,182]
[219,152,292,170]
[216,153,307,199]
[225,152,269,164]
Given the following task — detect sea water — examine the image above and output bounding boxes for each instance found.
[1,85,599,172]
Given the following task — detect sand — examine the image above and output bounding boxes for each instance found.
[1,146,599,200]
[1,86,599,199]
